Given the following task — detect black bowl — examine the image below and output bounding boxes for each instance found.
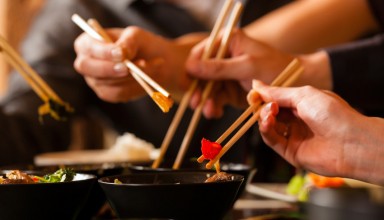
[129,161,251,198]
[99,172,244,219]
[0,170,96,220]
[305,187,384,220]
[1,163,130,220]
[39,163,130,220]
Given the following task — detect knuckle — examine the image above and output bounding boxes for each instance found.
[73,57,85,73]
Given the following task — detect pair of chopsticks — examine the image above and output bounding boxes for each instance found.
[197,58,304,169]
[151,0,243,169]
[0,35,74,121]
[71,14,173,113]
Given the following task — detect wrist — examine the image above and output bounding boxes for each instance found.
[342,116,384,185]
[296,50,333,90]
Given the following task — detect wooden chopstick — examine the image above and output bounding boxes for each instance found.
[0,34,74,121]
[172,1,243,169]
[0,35,59,103]
[200,58,304,169]
[72,14,173,112]
[151,0,236,168]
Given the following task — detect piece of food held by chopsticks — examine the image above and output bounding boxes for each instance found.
[0,35,74,122]
[71,14,174,113]
[197,58,304,172]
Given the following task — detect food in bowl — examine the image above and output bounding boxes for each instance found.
[0,168,76,184]
[129,161,251,198]
[205,171,235,182]
[0,169,96,220]
[99,172,244,219]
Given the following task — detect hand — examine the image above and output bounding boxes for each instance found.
[249,80,384,184]
[186,29,294,118]
[74,26,197,102]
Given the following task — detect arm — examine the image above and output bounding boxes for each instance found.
[244,0,380,53]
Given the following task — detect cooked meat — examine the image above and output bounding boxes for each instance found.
[205,172,234,183]
[0,170,35,184]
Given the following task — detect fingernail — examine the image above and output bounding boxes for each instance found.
[261,114,270,126]
[111,47,123,62]
[113,62,128,75]
[264,102,273,113]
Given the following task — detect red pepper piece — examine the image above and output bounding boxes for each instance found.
[32,176,40,183]
[201,138,222,160]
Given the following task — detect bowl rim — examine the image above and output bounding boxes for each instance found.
[98,171,244,186]
[128,162,251,171]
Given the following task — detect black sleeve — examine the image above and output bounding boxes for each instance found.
[327,34,384,116]
[368,0,384,29]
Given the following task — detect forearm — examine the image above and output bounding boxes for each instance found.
[244,0,379,53]
[296,50,333,90]
[343,116,384,185]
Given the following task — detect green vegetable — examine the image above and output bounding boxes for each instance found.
[114,179,122,184]
[286,173,305,196]
[34,168,76,183]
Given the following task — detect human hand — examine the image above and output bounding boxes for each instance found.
[248,80,372,180]
[74,26,193,102]
[186,29,294,118]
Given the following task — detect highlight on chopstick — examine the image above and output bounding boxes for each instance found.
[196,58,304,172]
[0,35,74,122]
[71,14,174,113]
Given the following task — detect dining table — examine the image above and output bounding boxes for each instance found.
[227,191,301,220]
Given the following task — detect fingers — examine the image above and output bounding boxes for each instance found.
[188,86,225,119]
[74,55,128,78]
[202,99,224,119]
[187,54,258,82]
[85,76,143,103]
[258,102,289,156]
[189,81,246,119]
[116,27,165,60]
[74,32,124,61]
[251,80,306,109]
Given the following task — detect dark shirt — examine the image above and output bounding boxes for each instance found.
[327,0,384,117]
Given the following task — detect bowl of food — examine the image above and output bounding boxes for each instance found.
[2,162,132,220]
[0,168,97,220]
[129,160,252,198]
[38,163,131,220]
[99,171,244,219]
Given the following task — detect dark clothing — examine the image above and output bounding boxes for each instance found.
[328,34,384,116]
[327,0,384,117]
